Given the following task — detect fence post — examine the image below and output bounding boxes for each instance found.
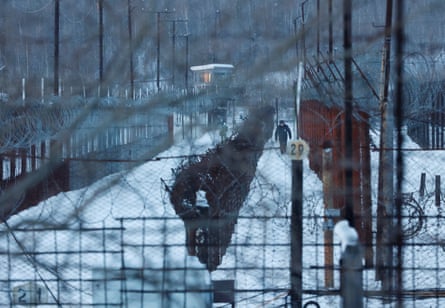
[22,78,26,101]
[0,154,3,181]
[20,148,27,176]
[212,280,235,307]
[290,63,304,308]
[9,150,16,179]
[31,144,37,171]
[41,77,45,103]
[322,140,335,288]
[290,158,303,308]
[419,172,426,198]
[334,220,363,308]
[58,78,62,96]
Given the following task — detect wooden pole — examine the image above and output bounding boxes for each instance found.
[156,12,161,92]
[376,0,394,290]
[127,0,134,96]
[54,0,59,96]
[322,141,335,288]
[98,0,104,86]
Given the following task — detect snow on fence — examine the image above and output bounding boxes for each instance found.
[0,102,445,307]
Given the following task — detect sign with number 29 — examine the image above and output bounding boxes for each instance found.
[288,139,309,160]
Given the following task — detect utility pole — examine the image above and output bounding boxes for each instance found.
[293,18,299,58]
[127,0,134,97]
[343,0,354,226]
[156,10,172,92]
[214,9,220,63]
[157,12,161,92]
[301,1,308,66]
[394,2,405,306]
[54,0,60,96]
[316,0,320,65]
[185,34,189,91]
[172,21,176,86]
[376,0,394,295]
[167,19,187,88]
[328,0,333,62]
[99,0,104,87]
[290,155,303,308]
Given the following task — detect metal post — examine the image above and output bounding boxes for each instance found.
[335,220,363,308]
[275,97,279,126]
[322,141,335,288]
[290,61,304,308]
[171,21,176,86]
[22,78,26,101]
[290,159,303,308]
[293,18,298,57]
[419,173,426,198]
[54,0,59,96]
[99,0,104,85]
[316,0,320,65]
[156,12,161,92]
[328,0,333,62]
[301,1,307,66]
[340,245,363,308]
[185,34,189,91]
[343,0,354,226]
[376,0,394,291]
[127,0,134,96]
[394,2,406,305]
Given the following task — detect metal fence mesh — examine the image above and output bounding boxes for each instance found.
[1,1,445,307]
[1,141,445,306]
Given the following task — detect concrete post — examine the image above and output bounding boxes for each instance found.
[334,220,363,308]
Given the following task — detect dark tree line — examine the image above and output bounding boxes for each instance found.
[0,0,443,100]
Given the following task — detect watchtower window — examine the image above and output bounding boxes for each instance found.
[190,63,234,88]
[201,71,212,83]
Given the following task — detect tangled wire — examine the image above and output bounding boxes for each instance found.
[0,103,76,151]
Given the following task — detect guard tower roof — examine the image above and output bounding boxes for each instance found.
[190,63,234,71]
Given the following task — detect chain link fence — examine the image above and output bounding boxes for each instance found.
[1,102,444,307]
[1,1,445,307]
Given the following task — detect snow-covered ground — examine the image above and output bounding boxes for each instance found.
[1,119,445,307]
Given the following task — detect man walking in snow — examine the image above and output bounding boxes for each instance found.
[275,120,292,154]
